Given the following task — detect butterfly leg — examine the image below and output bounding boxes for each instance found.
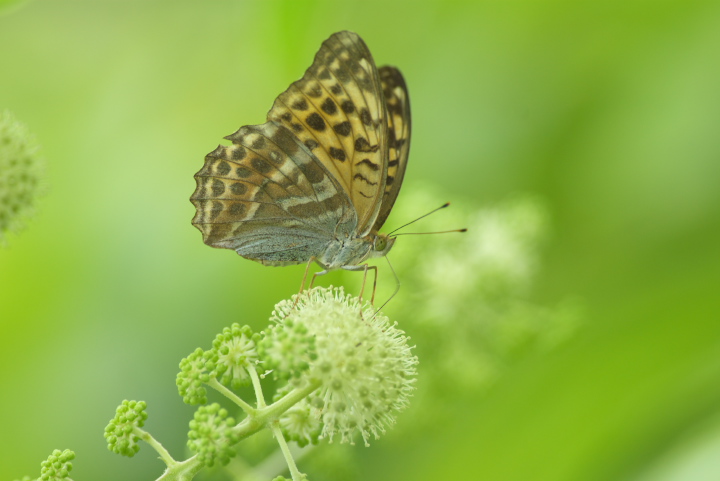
[308,269,329,291]
[357,264,379,305]
[291,259,318,314]
[298,258,315,295]
[292,258,331,313]
[341,264,378,306]
[297,258,330,292]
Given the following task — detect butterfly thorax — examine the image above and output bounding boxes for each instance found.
[317,232,395,271]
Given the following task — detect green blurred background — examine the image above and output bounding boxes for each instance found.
[2,0,720,480]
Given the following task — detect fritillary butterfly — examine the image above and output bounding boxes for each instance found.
[190,31,410,290]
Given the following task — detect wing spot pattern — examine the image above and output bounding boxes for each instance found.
[236,167,253,178]
[354,137,378,153]
[353,173,378,186]
[231,147,247,160]
[210,201,223,220]
[356,158,379,171]
[341,100,355,113]
[333,121,352,137]
[306,112,326,131]
[217,161,231,176]
[321,97,337,115]
[292,99,308,111]
[307,83,323,98]
[251,136,266,149]
[229,203,246,216]
[360,108,372,126]
[329,147,346,161]
[211,179,225,196]
[251,157,272,174]
[230,183,247,196]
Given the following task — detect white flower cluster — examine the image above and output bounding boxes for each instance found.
[268,287,418,446]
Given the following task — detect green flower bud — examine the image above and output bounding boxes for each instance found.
[104,400,148,457]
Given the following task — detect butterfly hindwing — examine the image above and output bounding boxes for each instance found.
[267,31,389,236]
[191,121,357,265]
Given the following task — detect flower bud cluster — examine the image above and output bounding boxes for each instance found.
[104,400,148,457]
[176,347,216,405]
[39,449,75,481]
[212,323,260,389]
[187,403,239,467]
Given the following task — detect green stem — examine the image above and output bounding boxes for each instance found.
[149,377,321,480]
[232,379,322,441]
[156,455,204,481]
[206,378,257,416]
[258,379,322,423]
[271,421,305,481]
[134,427,176,466]
[248,363,267,408]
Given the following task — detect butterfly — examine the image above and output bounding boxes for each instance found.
[190,31,410,295]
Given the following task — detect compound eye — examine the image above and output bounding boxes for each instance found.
[375,237,387,251]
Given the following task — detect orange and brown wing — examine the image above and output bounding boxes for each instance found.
[190,122,356,265]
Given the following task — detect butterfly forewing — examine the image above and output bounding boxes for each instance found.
[267,31,388,236]
[373,66,411,232]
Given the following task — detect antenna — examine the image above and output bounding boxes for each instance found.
[392,228,467,236]
[372,204,466,316]
[388,202,451,235]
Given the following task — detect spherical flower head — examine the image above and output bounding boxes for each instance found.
[177,347,217,405]
[0,110,44,242]
[38,449,75,481]
[270,286,418,446]
[187,403,239,467]
[211,323,259,389]
[104,400,148,457]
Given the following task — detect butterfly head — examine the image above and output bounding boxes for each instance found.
[370,233,396,259]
